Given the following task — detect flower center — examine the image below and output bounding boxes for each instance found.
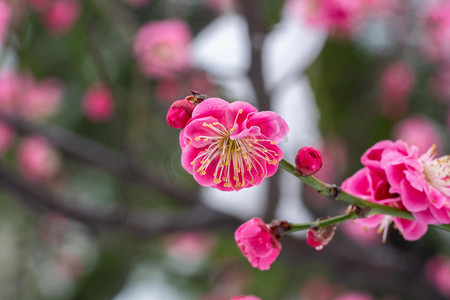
[190,110,279,189]
[421,145,450,198]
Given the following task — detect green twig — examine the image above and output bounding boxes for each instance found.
[286,210,358,234]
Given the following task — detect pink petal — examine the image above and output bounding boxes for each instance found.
[245,111,290,143]
[400,179,428,212]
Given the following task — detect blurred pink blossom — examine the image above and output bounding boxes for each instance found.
[231,296,261,300]
[392,115,442,154]
[0,70,26,115]
[82,83,115,123]
[21,78,63,121]
[379,62,415,120]
[421,0,450,63]
[134,19,192,79]
[235,217,281,270]
[42,0,80,35]
[18,135,61,182]
[164,231,216,262]
[425,255,450,297]
[334,291,375,300]
[285,0,395,36]
[0,121,13,155]
[0,0,11,43]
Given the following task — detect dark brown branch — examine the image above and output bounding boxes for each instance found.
[0,161,240,237]
[0,112,199,205]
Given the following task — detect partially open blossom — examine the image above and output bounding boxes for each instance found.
[425,255,450,297]
[18,135,61,182]
[166,99,195,129]
[134,19,191,79]
[82,83,115,123]
[379,62,415,119]
[0,0,11,44]
[342,140,450,241]
[42,0,80,35]
[306,218,337,250]
[295,146,322,176]
[392,115,442,154]
[231,296,261,300]
[0,121,13,155]
[179,98,289,191]
[235,217,281,270]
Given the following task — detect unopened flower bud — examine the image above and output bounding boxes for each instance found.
[295,146,322,176]
[166,99,195,129]
[306,217,337,251]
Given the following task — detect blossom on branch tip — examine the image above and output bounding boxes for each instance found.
[235,217,281,271]
[342,140,450,241]
[178,97,289,191]
[295,146,322,176]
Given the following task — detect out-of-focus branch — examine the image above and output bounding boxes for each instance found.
[240,0,280,221]
[0,161,240,237]
[0,112,199,206]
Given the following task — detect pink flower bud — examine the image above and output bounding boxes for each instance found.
[295,146,322,176]
[306,218,337,251]
[166,99,195,129]
[234,217,281,270]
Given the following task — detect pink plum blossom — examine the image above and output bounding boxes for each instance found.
[82,83,115,123]
[0,121,13,155]
[425,255,450,297]
[0,0,11,44]
[421,0,450,63]
[379,62,415,120]
[235,217,281,270]
[307,221,337,250]
[18,135,61,182]
[20,78,63,121]
[342,140,450,241]
[179,98,289,191]
[334,292,375,300]
[166,99,195,129]
[42,0,80,35]
[392,115,442,154]
[134,19,192,79]
[285,0,395,36]
[231,296,261,300]
[0,70,26,115]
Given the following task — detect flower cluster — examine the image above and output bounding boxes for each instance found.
[342,140,449,240]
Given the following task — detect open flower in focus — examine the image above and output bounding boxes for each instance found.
[134,19,191,79]
[343,140,450,241]
[179,98,289,191]
[235,217,281,270]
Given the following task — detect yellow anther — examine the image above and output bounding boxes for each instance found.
[213,178,221,184]
[195,137,200,141]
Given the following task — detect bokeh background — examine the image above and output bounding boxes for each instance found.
[0,0,449,299]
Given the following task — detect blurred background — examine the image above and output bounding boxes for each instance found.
[0,0,449,299]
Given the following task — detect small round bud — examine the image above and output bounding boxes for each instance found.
[295,146,322,176]
[166,99,195,129]
[306,218,337,251]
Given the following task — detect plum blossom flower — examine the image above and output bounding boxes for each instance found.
[179,98,289,191]
[20,78,63,121]
[18,135,61,182]
[379,62,415,120]
[306,219,337,250]
[41,0,80,35]
[425,255,450,297]
[295,146,323,176]
[231,296,261,300]
[82,83,115,123]
[343,140,450,241]
[134,19,192,79]
[235,217,281,270]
